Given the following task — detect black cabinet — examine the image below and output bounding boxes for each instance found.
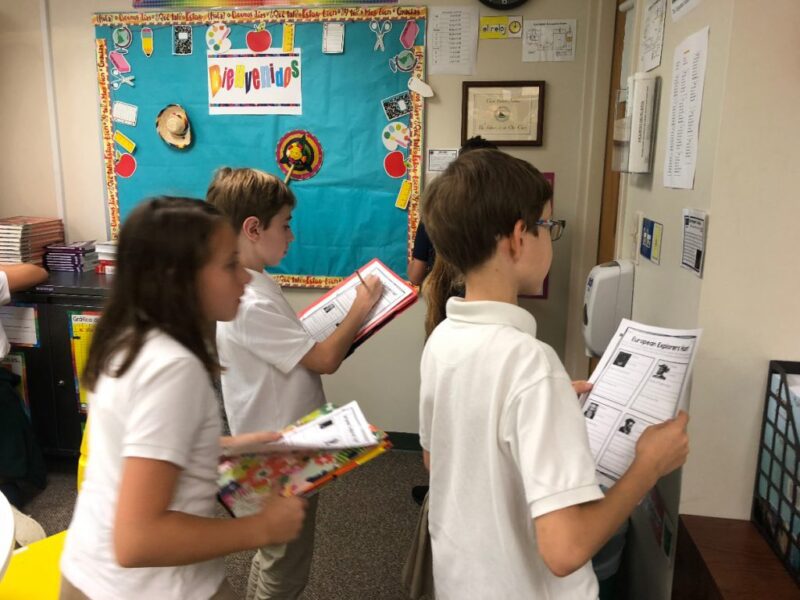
[10,272,110,455]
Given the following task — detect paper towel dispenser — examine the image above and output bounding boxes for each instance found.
[583,260,634,357]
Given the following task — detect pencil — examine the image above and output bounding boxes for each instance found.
[356,270,371,292]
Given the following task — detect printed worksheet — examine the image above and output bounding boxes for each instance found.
[581,319,701,486]
[222,401,378,455]
[522,19,577,62]
[639,0,666,72]
[299,258,415,343]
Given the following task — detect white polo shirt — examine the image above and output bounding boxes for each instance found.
[217,268,325,434]
[0,271,10,359]
[60,331,225,600]
[420,298,603,600]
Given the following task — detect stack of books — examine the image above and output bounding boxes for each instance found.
[0,216,64,265]
[95,240,118,275]
[44,241,98,273]
[218,402,391,517]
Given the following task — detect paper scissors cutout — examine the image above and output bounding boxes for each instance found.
[369,20,392,52]
[110,72,135,90]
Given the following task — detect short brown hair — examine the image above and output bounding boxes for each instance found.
[421,148,552,275]
[206,167,296,232]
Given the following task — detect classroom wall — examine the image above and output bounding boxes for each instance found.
[0,1,57,218]
[0,0,616,434]
[615,1,800,597]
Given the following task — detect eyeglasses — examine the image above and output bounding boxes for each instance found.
[536,219,566,241]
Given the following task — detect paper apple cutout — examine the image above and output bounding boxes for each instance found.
[114,153,137,178]
[384,151,407,178]
[246,28,272,52]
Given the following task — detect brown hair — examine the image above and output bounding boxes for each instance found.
[206,167,296,232]
[421,148,552,275]
[82,197,226,391]
[420,149,552,335]
[422,256,463,338]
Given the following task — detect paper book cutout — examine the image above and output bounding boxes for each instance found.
[297,258,417,354]
[218,403,391,517]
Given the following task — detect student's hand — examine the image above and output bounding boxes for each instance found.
[571,380,592,396]
[236,431,283,446]
[253,495,307,546]
[219,431,282,453]
[354,275,383,312]
[634,411,690,481]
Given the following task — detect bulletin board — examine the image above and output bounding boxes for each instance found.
[93,8,425,287]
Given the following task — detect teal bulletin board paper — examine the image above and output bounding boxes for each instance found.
[95,8,425,286]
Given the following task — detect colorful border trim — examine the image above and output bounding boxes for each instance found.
[134,0,397,7]
[406,45,424,267]
[96,7,424,26]
[96,39,121,238]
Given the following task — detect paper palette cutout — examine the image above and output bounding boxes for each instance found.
[206,22,232,52]
[276,130,323,181]
[382,122,409,152]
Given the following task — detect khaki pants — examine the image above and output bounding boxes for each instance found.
[59,575,239,599]
[402,492,435,599]
[246,494,319,600]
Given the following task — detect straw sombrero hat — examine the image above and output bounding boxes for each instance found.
[156,104,192,149]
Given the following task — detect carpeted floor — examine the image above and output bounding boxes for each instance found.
[23,450,429,599]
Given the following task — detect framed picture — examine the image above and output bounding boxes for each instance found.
[461,81,545,146]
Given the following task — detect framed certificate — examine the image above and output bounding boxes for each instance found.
[461,81,545,146]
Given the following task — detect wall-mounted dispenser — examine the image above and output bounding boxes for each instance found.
[582,259,634,357]
[612,73,658,174]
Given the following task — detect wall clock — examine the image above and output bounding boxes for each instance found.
[478,0,529,11]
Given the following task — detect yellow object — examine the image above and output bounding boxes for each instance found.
[0,531,66,599]
[77,418,90,492]
[282,23,295,52]
[0,425,88,596]
[394,179,412,210]
[113,130,136,154]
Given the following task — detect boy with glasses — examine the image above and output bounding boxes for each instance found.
[418,149,689,598]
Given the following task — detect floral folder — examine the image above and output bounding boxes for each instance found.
[218,404,392,517]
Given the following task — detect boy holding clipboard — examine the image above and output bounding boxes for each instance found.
[207,167,382,600]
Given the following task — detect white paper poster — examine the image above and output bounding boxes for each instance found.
[663,27,709,189]
[581,319,701,487]
[522,19,577,62]
[0,305,39,347]
[671,0,702,22]
[681,208,708,277]
[639,0,667,72]
[427,149,459,172]
[207,49,302,115]
[427,6,479,75]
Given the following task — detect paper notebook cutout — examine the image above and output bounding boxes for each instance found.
[218,402,391,517]
[297,258,417,355]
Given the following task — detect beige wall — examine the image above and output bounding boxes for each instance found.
[2,0,615,433]
[615,0,800,597]
[0,1,57,218]
[682,0,800,519]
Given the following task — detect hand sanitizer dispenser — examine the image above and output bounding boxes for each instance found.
[582,260,634,357]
